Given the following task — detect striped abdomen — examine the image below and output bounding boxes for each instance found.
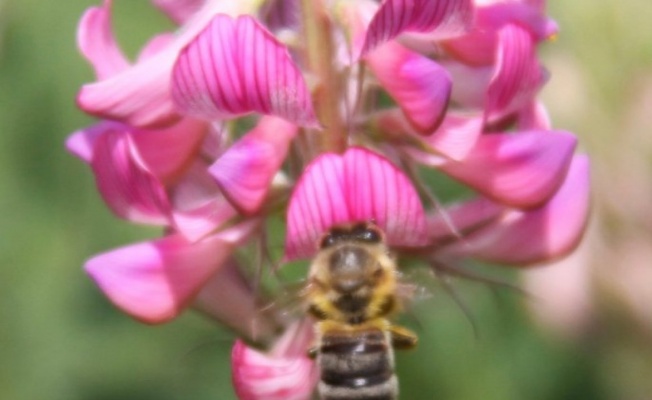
[317,328,397,400]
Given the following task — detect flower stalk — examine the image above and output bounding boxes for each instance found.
[300,0,347,154]
[68,1,591,398]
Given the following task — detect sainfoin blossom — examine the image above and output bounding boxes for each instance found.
[67,0,590,398]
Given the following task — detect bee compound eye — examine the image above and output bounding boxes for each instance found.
[357,227,381,243]
[320,234,336,248]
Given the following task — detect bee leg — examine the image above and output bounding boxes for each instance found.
[307,345,318,359]
[390,325,418,350]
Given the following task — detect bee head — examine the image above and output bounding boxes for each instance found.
[319,222,383,249]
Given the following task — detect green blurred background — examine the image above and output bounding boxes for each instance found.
[2,1,652,399]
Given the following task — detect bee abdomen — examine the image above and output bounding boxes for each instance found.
[318,329,397,400]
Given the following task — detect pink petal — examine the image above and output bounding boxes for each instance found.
[170,163,239,242]
[209,117,298,213]
[193,260,280,342]
[130,117,207,184]
[85,220,259,323]
[485,23,546,122]
[439,130,577,208]
[361,0,474,56]
[378,108,483,161]
[440,155,590,265]
[136,33,176,62]
[76,2,230,128]
[366,42,451,134]
[477,2,558,41]
[285,147,427,260]
[77,54,180,128]
[232,321,317,400]
[77,0,129,80]
[441,3,557,66]
[516,100,551,130]
[172,14,318,127]
[90,127,172,225]
[66,122,111,163]
[152,0,204,24]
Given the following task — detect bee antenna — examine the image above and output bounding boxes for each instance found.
[429,262,480,340]
[431,258,532,299]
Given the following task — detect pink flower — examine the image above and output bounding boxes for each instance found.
[68,0,589,398]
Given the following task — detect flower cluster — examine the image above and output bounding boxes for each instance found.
[67,0,590,398]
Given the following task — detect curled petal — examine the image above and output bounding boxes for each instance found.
[285,147,427,260]
[439,130,577,208]
[172,15,318,127]
[91,128,171,225]
[361,0,474,56]
[210,117,298,213]
[366,42,451,134]
[66,122,110,163]
[440,155,590,265]
[85,220,259,323]
[485,23,545,122]
[77,0,129,80]
[378,108,483,161]
[232,320,317,400]
[152,0,204,24]
[442,3,558,66]
[170,163,239,242]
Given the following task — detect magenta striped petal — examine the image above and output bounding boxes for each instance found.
[439,130,577,208]
[285,147,427,260]
[77,0,129,80]
[485,23,545,122]
[285,153,350,260]
[172,14,318,127]
[361,0,474,56]
[84,220,258,323]
[366,41,451,134]
[170,163,239,242]
[440,155,590,265]
[209,117,298,213]
[232,321,317,400]
[91,128,171,225]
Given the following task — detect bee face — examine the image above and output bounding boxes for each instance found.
[327,244,378,293]
[308,222,397,323]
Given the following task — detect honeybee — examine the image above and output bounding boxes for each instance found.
[305,222,417,400]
